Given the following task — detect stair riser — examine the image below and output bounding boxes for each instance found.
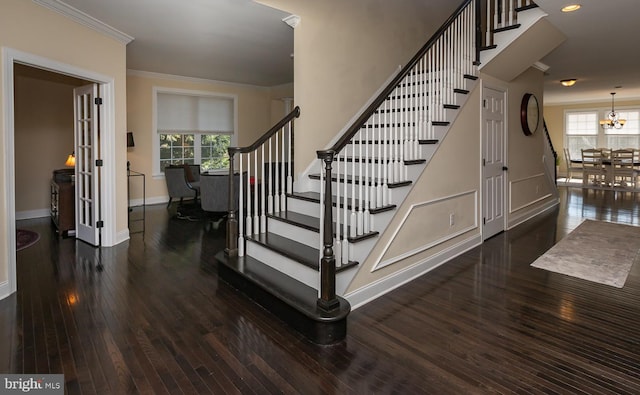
[369,104,458,122]
[342,142,430,161]
[335,156,429,178]
[246,240,319,290]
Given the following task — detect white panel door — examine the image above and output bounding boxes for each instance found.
[482,87,506,240]
[74,84,101,246]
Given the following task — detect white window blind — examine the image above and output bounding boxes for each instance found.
[157,93,234,133]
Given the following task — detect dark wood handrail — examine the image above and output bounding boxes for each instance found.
[317,0,473,159]
[228,106,300,156]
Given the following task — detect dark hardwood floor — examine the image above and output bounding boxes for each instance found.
[2,187,640,394]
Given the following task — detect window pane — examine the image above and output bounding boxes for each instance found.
[159,133,195,171]
[567,136,597,158]
[604,110,640,135]
[566,112,598,135]
[160,147,171,160]
[606,135,640,150]
[200,134,231,171]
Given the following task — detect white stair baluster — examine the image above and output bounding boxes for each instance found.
[357,128,364,236]
[287,120,293,194]
[342,148,349,263]
[253,150,259,235]
[238,154,245,256]
[350,133,357,238]
[245,153,253,237]
[267,137,273,214]
[260,144,266,234]
[274,130,280,213]
[280,124,287,210]
[335,150,342,266]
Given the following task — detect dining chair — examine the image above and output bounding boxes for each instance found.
[563,148,582,182]
[611,149,639,188]
[599,147,612,160]
[581,148,606,186]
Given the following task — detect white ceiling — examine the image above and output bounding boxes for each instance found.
[41,0,640,102]
[59,0,294,87]
[536,0,640,105]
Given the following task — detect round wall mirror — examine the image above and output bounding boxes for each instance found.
[520,93,539,136]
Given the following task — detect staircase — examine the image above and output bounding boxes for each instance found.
[215,0,539,344]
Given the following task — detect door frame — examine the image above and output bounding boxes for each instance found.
[1,47,117,298]
[480,82,508,239]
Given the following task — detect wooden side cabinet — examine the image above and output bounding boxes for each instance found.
[51,179,75,236]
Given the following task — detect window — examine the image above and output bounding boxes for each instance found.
[604,110,640,149]
[565,108,640,159]
[154,90,236,176]
[565,111,598,158]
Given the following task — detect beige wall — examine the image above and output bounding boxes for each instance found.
[545,98,640,173]
[14,66,86,216]
[126,72,275,202]
[0,0,127,290]
[258,0,458,178]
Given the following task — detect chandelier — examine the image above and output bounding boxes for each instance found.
[599,92,626,129]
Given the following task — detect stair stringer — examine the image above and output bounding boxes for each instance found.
[262,77,480,295]
[342,83,484,308]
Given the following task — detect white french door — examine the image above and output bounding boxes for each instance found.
[73,84,101,246]
[482,87,506,240]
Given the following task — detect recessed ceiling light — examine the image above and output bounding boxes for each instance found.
[561,79,577,87]
[562,4,581,12]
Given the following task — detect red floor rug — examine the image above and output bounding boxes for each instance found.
[16,229,40,251]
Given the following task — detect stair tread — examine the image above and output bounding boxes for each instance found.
[248,232,319,268]
[215,251,351,322]
[348,139,439,145]
[492,23,521,34]
[288,191,397,214]
[247,231,361,272]
[337,157,426,165]
[308,173,412,188]
[268,211,380,243]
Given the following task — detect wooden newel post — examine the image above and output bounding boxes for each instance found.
[225,150,238,257]
[317,150,340,312]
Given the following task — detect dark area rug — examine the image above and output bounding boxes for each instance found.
[16,229,40,251]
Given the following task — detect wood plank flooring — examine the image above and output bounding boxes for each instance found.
[2,187,640,394]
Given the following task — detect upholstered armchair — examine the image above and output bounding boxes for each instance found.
[164,165,201,208]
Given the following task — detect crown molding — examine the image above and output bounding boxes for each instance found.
[32,0,134,44]
[282,15,300,29]
[532,61,550,73]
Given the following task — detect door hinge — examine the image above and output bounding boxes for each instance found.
[483,99,487,108]
[96,159,103,167]
[96,221,104,228]
[95,97,103,105]
[482,158,486,166]
[483,217,486,225]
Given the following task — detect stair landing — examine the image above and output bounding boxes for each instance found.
[215,251,350,345]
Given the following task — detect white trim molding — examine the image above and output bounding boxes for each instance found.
[372,190,478,271]
[32,0,134,44]
[2,47,119,300]
[282,15,300,29]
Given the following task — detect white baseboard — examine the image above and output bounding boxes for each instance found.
[345,233,482,310]
[16,209,50,220]
[115,229,130,245]
[0,280,14,300]
[508,197,559,230]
